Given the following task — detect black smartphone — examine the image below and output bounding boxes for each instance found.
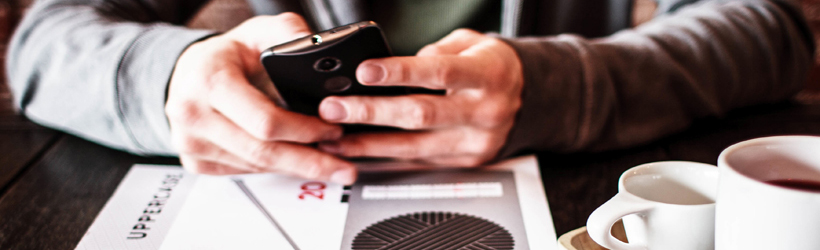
[260,21,408,117]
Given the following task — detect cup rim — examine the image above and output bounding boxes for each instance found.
[618,161,719,207]
[718,135,820,195]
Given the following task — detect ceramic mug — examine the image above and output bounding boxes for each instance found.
[715,136,820,250]
[587,161,719,250]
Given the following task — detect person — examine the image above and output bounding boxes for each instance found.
[6,0,814,185]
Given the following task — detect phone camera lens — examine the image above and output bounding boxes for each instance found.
[314,57,342,72]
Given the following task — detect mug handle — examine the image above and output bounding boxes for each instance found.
[587,193,655,250]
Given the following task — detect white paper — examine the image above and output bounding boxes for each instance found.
[75,155,556,250]
[75,165,198,250]
[159,174,348,250]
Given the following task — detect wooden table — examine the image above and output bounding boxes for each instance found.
[1,101,819,249]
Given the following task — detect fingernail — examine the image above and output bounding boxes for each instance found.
[330,168,356,184]
[320,100,347,121]
[357,63,385,84]
[318,141,342,154]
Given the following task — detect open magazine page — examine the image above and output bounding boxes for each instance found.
[75,155,556,250]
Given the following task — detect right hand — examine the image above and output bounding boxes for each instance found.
[165,13,357,184]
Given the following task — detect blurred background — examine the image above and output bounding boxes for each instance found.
[1,0,819,117]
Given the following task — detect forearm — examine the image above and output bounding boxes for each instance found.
[499,0,814,155]
[6,0,215,155]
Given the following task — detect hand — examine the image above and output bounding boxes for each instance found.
[166,13,356,184]
[317,29,524,167]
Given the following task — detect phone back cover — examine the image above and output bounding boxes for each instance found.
[262,26,405,116]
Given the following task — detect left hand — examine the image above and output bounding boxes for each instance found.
[316,29,524,167]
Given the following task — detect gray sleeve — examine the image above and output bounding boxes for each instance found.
[498,0,815,156]
[6,0,216,156]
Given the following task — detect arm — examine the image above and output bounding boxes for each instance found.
[6,2,357,183]
[313,0,814,166]
[498,0,815,155]
[6,0,214,155]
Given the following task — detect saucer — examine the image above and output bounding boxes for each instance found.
[558,220,627,250]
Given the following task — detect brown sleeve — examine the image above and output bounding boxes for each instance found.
[497,0,815,157]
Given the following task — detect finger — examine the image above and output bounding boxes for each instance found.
[180,156,255,175]
[173,135,267,173]
[416,29,486,56]
[228,13,313,52]
[319,95,469,129]
[197,111,357,184]
[207,68,342,143]
[318,130,468,160]
[320,128,503,161]
[420,155,492,168]
[356,55,486,89]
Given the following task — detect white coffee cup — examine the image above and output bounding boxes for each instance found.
[587,161,719,250]
[715,136,820,250]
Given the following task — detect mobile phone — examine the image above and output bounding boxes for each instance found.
[260,21,408,117]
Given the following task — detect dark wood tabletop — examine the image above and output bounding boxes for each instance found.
[1,100,820,249]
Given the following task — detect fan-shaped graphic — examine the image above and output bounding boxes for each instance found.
[351,211,514,250]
